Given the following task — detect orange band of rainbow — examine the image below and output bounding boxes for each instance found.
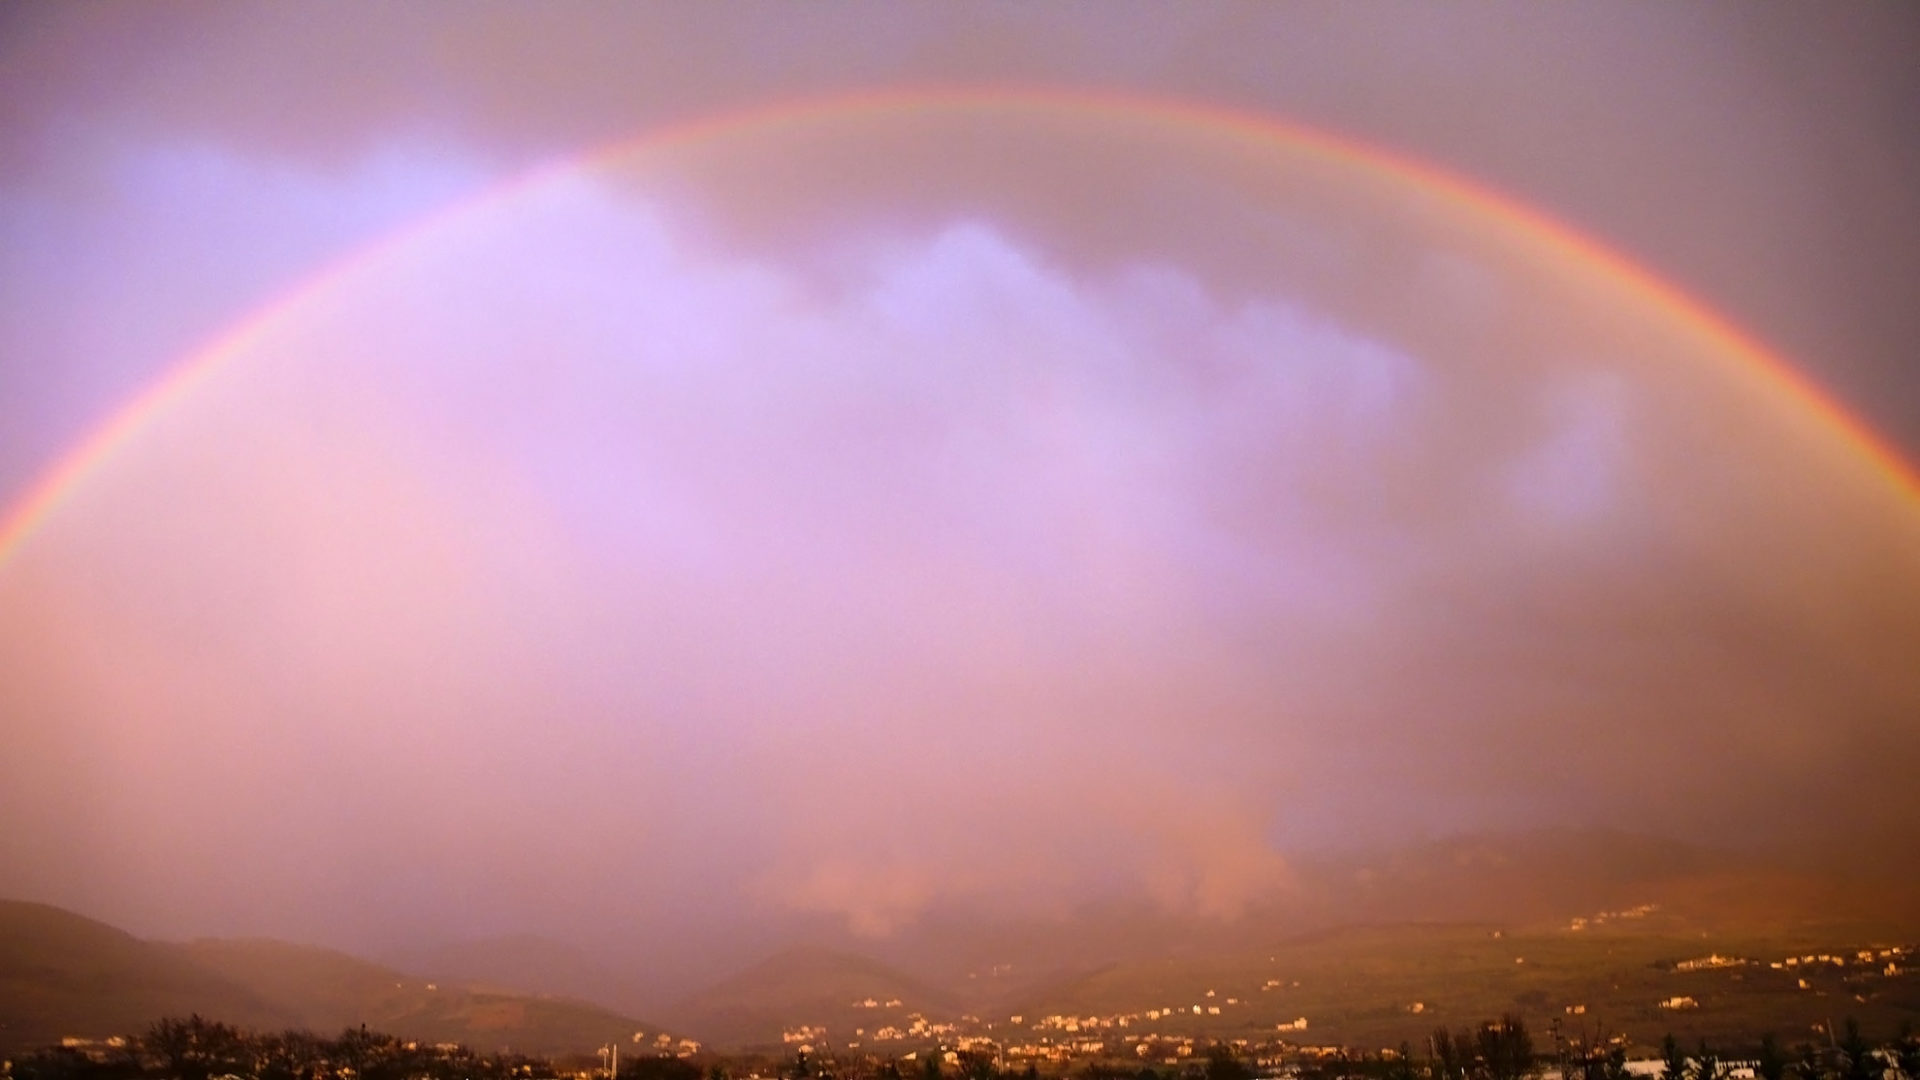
[4,86,1915,569]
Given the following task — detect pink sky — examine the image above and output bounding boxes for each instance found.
[1,5,1917,991]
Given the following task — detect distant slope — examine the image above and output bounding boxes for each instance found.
[388,934,662,1021]
[0,901,292,1053]
[12,831,1913,1057]
[841,831,1801,1007]
[667,947,958,1050]
[0,900,662,1057]
[1281,829,1726,927]
[1003,916,1920,1053]
[1281,830,1920,938]
[979,832,1920,1050]
[662,830,1920,1051]
[178,938,656,1057]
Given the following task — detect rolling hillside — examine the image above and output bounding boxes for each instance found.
[0,901,660,1057]
[9,832,1913,1056]
[648,833,1920,1053]
[665,947,959,1050]
[0,901,294,1052]
[1001,916,1920,1052]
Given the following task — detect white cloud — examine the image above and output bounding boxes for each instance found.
[1504,370,1629,528]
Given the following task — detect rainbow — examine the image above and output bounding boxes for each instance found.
[4,86,1917,569]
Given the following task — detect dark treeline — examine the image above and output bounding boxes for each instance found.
[3,1015,560,1080]
[8,1015,1920,1080]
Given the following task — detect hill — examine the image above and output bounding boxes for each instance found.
[1003,915,1920,1053]
[385,933,665,1021]
[0,900,660,1057]
[650,831,1920,1053]
[179,937,655,1057]
[665,947,959,1050]
[10,831,1912,1056]
[0,900,295,1052]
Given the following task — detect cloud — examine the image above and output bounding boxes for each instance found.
[2,70,1917,969]
[0,169,1444,940]
[1504,371,1629,529]
[0,134,488,500]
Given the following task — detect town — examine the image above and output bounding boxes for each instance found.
[15,1007,1919,1080]
[756,940,1915,1071]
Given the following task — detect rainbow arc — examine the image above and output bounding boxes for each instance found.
[4,87,1915,568]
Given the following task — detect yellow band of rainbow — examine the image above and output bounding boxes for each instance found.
[4,86,1915,570]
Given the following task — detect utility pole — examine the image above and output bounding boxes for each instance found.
[1550,1017,1564,1080]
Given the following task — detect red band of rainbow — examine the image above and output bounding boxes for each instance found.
[4,87,1915,569]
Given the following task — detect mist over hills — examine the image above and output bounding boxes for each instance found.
[8,831,1914,1056]
[383,934,656,1026]
[0,901,657,1057]
[661,947,959,1051]
[385,831,1920,1048]
[0,900,293,1050]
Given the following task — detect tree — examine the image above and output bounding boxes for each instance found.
[1756,1035,1787,1080]
[959,1051,998,1080]
[1206,1046,1254,1080]
[1390,1042,1419,1080]
[1839,1019,1873,1080]
[626,1056,702,1080]
[1573,1037,1626,1080]
[1896,1022,1920,1080]
[1796,1042,1828,1080]
[1695,1041,1721,1080]
[1660,1036,1689,1080]
[259,1028,332,1080]
[1476,1016,1535,1080]
[1432,1028,1465,1080]
[148,1015,246,1080]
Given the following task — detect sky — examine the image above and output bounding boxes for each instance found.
[2,4,1918,987]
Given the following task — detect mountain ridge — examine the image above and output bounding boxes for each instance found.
[0,900,660,1057]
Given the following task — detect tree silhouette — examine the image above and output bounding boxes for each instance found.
[626,1056,702,1080]
[1755,1034,1787,1080]
[1660,1035,1688,1080]
[1476,1016,1535,1080]
[1204,1045,1253,1080]
[1896,1022,1920,1080]
[1839,1019,1872,1080]
[959,1051,998,1080]
[1432,1028,1466,1080]
[1389,1042,1418,1080]
[148,1015,246,1080]
[1695,1041,1721,1080]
